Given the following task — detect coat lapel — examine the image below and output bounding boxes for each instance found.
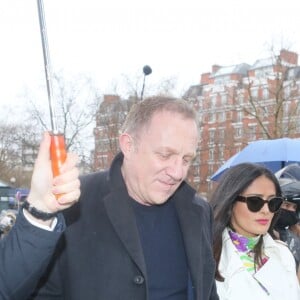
[104,188,147,278]
[103,152,147,279]
[174,187,212,299]
[175,195,202,281]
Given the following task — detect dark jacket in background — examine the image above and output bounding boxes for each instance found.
[32,153,219,300]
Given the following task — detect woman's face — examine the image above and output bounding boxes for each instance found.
[231,175,277,237]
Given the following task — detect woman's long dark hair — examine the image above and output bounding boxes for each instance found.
[209,163,282,281]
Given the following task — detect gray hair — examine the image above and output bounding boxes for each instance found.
[121,96,197,137]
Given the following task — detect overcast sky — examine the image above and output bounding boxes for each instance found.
[1,0,300,118]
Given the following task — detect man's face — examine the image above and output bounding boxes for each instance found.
[121,111,198,206]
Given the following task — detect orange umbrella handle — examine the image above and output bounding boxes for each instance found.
[50,133,66,177]
[50,133,66,199]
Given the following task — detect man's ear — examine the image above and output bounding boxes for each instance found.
[119,133,134,156]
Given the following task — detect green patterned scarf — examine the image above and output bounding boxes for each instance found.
[228,229,268,273]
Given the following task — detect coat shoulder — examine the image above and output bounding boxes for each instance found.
[63,171,109,225]
[192,195,211,210]
[80,171,108,190]
[274,239,289,247]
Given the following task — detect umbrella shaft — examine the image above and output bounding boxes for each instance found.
[37,0,58,133]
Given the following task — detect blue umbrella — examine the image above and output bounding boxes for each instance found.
[210,138,300,181]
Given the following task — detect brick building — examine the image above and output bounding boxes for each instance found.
[185,49,300,197]
[93,95,136,170]
[93,49,300,198]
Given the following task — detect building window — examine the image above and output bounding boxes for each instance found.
[248,125,256,140]
[208,113,216,123]
[297,118,300,132]
[251,87,258,98]
[215,75,230,85]
[255,67,272,78]
[209,130,215,143]
[218,129,225,141]
[236,110,243,122]
[237,92,244,105]
[218,145,224,159]
[209,148,214,161]
[211,95,217,108]
[262,87,269,99]
[218,111,225,122]
[235,127,242,138]
[283,101,289,115]
[209,164,214,175]
[221,94,227,105]
[284,85,291,98]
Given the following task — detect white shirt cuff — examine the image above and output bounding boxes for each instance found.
[23,209,58,231]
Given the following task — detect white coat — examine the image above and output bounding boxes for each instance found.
[216,229,300,300]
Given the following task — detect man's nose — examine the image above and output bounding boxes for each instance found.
[166,159,185,181]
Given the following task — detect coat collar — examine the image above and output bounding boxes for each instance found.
[104,152,147,278]
[174,186,215,297]
[173,184,202,278]
[220,229,295,277]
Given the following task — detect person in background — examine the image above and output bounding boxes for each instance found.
[31,96,219,300]
[210,163,300,300]
[0,210,17,239]
[0,132,80,300]
[274,199,300,282]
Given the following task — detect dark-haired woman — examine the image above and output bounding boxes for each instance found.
[210,163,300,300]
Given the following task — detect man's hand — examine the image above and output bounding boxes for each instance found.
[25,132,80,225]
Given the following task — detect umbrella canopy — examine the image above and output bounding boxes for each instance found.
[210,138,300,181]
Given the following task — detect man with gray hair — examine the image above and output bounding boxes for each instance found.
[32,97,219,300]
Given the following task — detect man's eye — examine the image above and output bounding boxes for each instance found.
[183,157,193,165]
[159,153,170,159]
[183,159,191,165]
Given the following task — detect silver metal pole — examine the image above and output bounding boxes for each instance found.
[37,0,58,133]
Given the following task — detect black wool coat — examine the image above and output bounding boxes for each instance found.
[32,153,219,300]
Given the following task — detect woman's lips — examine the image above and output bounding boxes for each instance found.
[256,219,269,225]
